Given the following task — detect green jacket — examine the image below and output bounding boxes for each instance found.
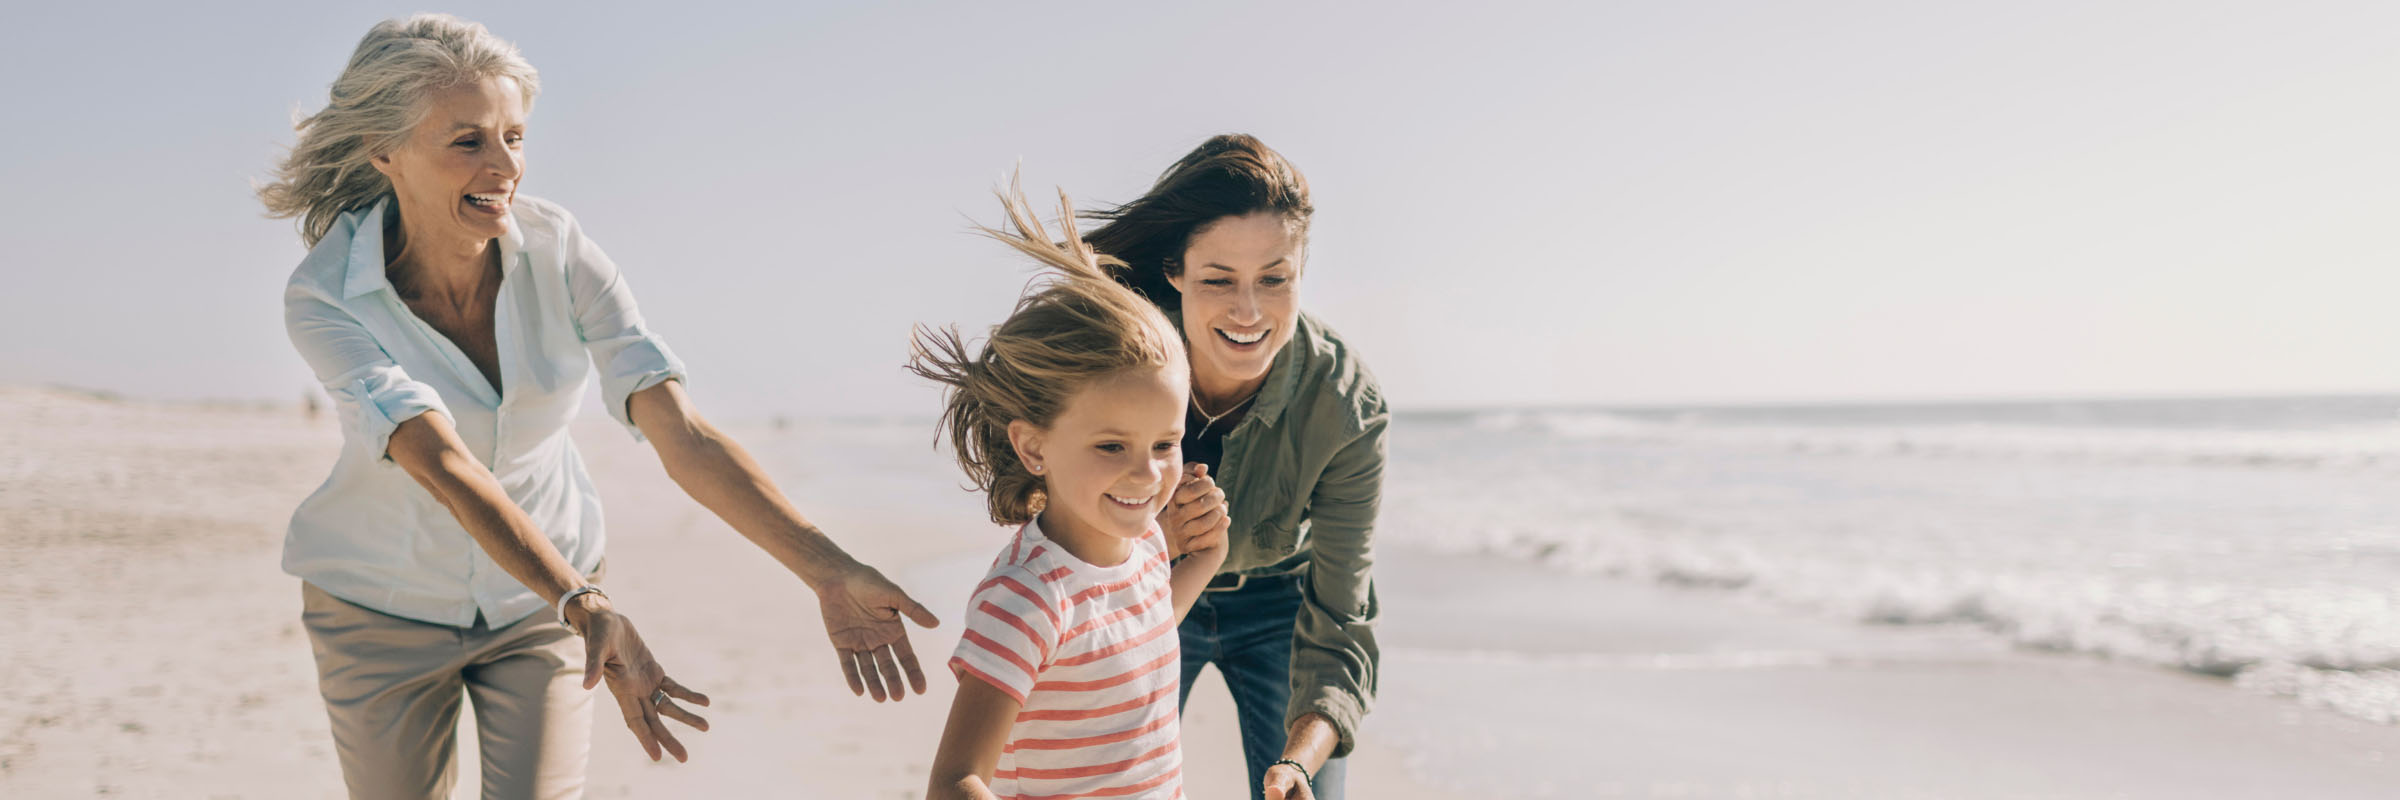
[1180,307,1388,757]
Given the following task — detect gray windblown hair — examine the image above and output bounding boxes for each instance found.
[257,14,539,247]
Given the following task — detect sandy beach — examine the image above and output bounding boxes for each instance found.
[7,387,2400,798]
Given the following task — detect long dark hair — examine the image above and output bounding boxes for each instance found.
[1081,134,1314,306]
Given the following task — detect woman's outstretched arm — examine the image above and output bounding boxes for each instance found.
[629,379,941,701]
[387,411,708,762]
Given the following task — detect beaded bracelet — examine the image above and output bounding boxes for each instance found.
[1270,758,1313,787]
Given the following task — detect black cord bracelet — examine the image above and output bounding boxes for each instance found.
[1270,758,1313,787]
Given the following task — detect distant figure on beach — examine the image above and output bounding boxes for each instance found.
[258,14,937,798]
[303,386,321,420]
[1084,135,1387,800]
[914,180,1228,800]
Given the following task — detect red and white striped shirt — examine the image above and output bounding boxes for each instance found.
[949,518,1184,800]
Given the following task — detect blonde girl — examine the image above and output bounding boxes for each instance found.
[914,180,1231,799]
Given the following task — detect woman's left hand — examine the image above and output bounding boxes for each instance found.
[1263,763,1316,800]
[1264,713,1338,800]
[817,564,942,702]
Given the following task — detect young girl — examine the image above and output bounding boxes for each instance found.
[914,181,1231,800]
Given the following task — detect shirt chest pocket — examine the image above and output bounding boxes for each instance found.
[1231,437,1306,558]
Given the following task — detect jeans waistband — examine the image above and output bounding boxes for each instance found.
[1203,569,1302,593]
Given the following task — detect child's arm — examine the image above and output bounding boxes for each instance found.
[934,564,1056,799]
[925,678,1020,800]
[1162,463,1232,623]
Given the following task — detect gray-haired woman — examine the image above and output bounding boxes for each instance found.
[259,15,937,798]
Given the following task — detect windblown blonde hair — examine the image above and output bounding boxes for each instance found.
[908,176,1189,525]
[257,14,540,247]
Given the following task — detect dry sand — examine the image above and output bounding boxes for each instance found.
[8,387,2400,798]
[0,389,1438,798]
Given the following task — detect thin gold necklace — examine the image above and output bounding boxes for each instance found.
[1191,390,1258,437]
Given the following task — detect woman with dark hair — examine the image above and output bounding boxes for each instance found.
[1085,134,1386,800]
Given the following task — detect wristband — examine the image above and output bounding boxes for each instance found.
[556,584,607,635]
[1270,758,1313,787]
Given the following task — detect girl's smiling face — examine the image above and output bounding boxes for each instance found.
[1009,365,1188,566]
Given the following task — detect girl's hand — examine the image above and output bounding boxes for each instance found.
[1159,463,1229,560]
[1263,763,1316,800]
[577,606,711,762]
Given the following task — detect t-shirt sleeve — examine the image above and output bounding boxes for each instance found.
[948,566,1061,705]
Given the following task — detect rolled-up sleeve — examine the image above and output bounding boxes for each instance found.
[285,287,449,464]
[560,214,686,440]
[1288,407,1387,757]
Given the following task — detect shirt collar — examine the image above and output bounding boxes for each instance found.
[340,196,529,299]
[339,198,394,299]
[1246,324,1304,428]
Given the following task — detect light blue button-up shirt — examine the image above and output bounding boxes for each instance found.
[281,195,684,627]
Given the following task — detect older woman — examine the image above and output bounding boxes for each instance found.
[258,15,936,798]
[1085,135,1387,800]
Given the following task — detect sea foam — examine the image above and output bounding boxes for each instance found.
[1389,400,2400,726]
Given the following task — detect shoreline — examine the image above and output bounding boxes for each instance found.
[8,391,2400,798]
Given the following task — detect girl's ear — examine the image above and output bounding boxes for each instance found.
[1006,419,1046,476]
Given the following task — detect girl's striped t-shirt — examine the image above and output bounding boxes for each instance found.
[949,517,1183,800]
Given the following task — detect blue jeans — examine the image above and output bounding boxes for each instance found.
[1178,573,1347,800]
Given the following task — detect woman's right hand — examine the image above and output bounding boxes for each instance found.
[575,603,711,762]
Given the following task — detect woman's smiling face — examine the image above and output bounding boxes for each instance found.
[373,75,527,246]
[1168,212,1304,399]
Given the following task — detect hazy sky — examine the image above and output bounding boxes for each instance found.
[6,2,2400,419]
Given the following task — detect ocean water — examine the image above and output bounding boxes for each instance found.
[1378,395,2400,725]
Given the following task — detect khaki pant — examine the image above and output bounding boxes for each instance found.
[301,582,595,800]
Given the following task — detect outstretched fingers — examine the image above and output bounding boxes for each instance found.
[657,700,707,731]
[854,648,892,696]
[872,646,907,702]
[616,690,663,761]
[644,697,689,763]
[900,595,941,629]
[891,630,929,695]
[661,675,710,707]
[838,647,868,697]
[655,677,711,732]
